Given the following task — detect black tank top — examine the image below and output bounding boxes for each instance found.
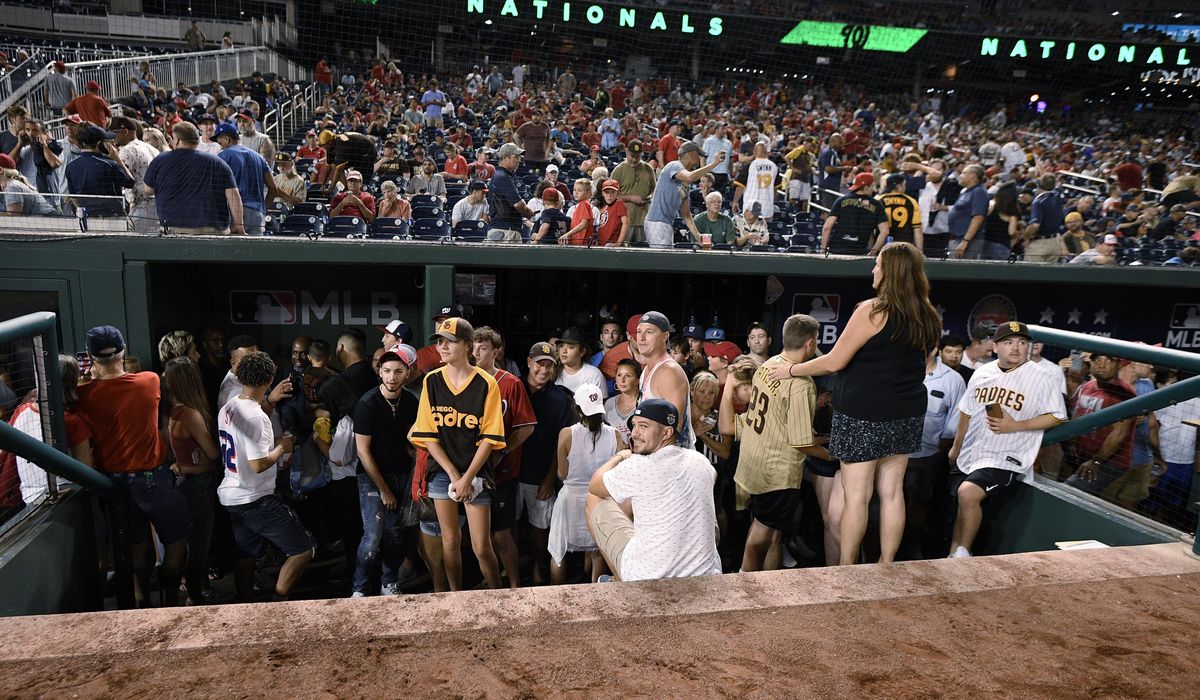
[832,308,927,421]
[983,210,1012,247]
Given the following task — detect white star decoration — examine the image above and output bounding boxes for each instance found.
[1067,308,1082,325]
[1039,307,1055,324]
[1093,309,1109,326]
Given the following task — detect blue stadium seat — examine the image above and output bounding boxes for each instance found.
[292,202,329,221]
[445,182,467,197]
[295,158,315,175]
[452,219,487,242]
[410,217,450,241]
[673,241,697,251]
[410,194,439,208]
[277,214,324,239]
[327,216,368,238]
[268,200,291,218]
[368,218,410,240]
[263,213,281,235]
[412,204,443,220]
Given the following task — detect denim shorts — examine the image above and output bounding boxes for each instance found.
[225,494,316,559]
[427,470,492,505]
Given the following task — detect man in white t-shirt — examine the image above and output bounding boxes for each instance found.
[217,350,314,602]
[555,326,607,400]
[946,323,1067,558]
[586,399,721,581]
[732,141,778,220]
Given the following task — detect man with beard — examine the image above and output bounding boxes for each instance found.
[586,399,721,581]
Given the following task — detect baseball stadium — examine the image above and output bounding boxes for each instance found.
[0,0,1199,695]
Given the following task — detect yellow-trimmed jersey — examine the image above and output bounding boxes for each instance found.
[412,366,506,477]
[880,191,922,245]
[733,355,816,494]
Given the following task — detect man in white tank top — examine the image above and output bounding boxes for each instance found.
[635,311,694,448]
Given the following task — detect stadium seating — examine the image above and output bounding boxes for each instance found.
[410,217,450,241]
[452,220,487,242]
[326,216,368,238]
[368,217,410,240]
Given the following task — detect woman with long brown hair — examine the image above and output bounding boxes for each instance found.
[163,357,220,604]
[769,242,940,565]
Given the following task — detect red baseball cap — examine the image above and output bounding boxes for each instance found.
[704,341,741,364]
[85,80,101,91]
[0,154,14,169]
[64,114,83,124]
[849,172,875,191]
[626,314,641,338]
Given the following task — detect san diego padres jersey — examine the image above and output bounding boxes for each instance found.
[879,191,922,245]
[737,157,779,219]
[956,359,1066,483]
[411,366,506,477]
[733,355,816,494]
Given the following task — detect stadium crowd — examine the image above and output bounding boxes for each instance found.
[2,271,1197,605]
[1,56,1197,263]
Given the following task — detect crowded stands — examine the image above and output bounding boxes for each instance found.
[2,44,1196,266]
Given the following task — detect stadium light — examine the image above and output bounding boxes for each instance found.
[1174,13,1182,18]
[1111,10,1118,15]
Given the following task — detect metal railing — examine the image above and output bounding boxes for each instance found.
[0,312,112,536]
[2,45,311,128]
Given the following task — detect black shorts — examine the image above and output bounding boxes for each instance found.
[109,465,192,546]
[225,494,315,560]
[905,455,937,504]
[748,488,802,532]
[948,467,1019,498]
[805,455,840,479]
[490,479,520,532]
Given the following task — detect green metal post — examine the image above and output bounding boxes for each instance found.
[0,421,113,494]
[1028,325,1200,374]
[1042,375,1200,446]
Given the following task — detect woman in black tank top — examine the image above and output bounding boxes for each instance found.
[769,242,941,565]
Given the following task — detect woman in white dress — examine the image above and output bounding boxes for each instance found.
[549,383,624,584]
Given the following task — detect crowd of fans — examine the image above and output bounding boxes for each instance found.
[3,278,1196,606]
[5,55,1197,265]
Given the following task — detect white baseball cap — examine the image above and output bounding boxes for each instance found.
[573,383,605,417]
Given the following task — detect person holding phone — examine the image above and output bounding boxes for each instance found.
[945,322,1067,558]
[217,350,313,602]
[65,124,134,218]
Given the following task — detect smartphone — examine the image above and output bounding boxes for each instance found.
[74,351,92,377]
[1070,349,1083,372]
[985,404,1004,420]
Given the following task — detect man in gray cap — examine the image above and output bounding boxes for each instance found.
[585,398,721,581]
[486,143,533,243]
[643,140,726,247]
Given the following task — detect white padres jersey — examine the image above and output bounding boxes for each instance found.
[957,360,1067,483]
[217,396,277,506]
[741,158,778,219]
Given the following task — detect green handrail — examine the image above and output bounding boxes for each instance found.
[0,421,113,495]
[1029,324,1200,446]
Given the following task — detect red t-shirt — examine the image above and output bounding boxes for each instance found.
[330,191,376,218]
[493,369,537,482]
[610,85,627,110]
[416,344,443,374]
[77,372,164,473]
[443,155,469,180]
[1070,379,1135,469]
[297,145,325,160]
[315,61,332,86]
[581,131,601,150]
[64,94,111,127]
[467,162,495,182]
[598,341,634,381]
[658,134,681,164]
[595,199,627,246]
[1112,162,1143,192]
[567,199,594,246]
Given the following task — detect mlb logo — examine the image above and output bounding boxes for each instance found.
[230,290,296,325]
[1170,304,1200,329]
[791,294,840,323]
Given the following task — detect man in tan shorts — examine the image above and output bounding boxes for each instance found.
[586,399,721,581]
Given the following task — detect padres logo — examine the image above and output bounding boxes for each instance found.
[1008,322,1021,333]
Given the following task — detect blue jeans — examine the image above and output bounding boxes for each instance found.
[951,237,1010,261]
[243,207,265,236]
[352,472,404,594]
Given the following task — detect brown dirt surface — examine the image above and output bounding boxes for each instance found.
[4,571,1200,699]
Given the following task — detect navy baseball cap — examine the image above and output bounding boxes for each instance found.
[704,326,726,342]
[377,319,414,345]
[77,124,116,147]
[638,311,670,332]
[86,325,126,357]
[213,122,238,139]
[682,321,703,340]
[557,326,585,346]
[432,305,462,321]
[628,398,679,431]
[885,173,907,190]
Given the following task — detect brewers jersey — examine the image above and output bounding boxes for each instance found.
[956,359,1067,483]
[879,191,922,245]
[411,366,507,478]
[733,356,816,494]
[736,157,779,219]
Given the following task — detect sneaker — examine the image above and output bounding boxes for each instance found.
[350,591,366,598]
[952,546,972,558]
[596,575,614,584]
[781,548,798,569]
[380,583,401,596]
